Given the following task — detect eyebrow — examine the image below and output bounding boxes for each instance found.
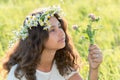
[51,22,61,28]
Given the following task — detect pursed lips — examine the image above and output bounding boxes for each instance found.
[58,37,65,42]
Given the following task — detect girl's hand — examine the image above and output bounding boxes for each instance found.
[88,44,103,70]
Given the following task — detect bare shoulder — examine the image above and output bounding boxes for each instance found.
[68,72,83,80]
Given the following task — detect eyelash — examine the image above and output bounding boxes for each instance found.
[50,29,55,32]
[50,26,62,32]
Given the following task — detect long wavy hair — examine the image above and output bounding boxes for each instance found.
[3,9,80,80]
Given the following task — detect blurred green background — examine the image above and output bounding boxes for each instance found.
[0,0,120,80]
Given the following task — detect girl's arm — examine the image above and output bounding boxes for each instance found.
[88,44,103,80]
[68,73,83,80]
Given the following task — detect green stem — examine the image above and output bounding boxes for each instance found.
[90,37,94,45]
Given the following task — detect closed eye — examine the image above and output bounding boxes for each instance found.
[49,23,62,32]
[49,29,55,32]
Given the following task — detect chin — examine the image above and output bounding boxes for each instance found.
[58,44,65,49]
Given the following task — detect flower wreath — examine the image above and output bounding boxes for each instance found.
[9,6,64,48]
[19,6,63,40]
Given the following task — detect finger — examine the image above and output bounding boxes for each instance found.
[89,44,99,51]
[89,49,102,55]
[92,57,103,63]
[93,49,102,54]
[91,54,99,59]
[92,51,102,58]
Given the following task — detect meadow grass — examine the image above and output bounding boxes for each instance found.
[0,0,120,80]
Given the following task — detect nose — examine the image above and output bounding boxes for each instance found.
[58,29,64,37]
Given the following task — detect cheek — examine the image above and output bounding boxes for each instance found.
[44,35,58,49]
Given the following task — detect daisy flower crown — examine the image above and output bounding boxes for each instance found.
[18,6,64,40]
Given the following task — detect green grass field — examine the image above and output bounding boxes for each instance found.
[0,0,120,80]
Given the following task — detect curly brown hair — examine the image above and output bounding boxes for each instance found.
[3,10,80,80]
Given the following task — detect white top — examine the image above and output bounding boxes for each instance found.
[7,62,78,80]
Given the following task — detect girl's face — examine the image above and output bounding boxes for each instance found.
[44,16,66,50]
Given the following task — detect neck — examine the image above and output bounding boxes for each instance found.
[37,48,56,72]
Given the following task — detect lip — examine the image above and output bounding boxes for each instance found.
[58,37,65,42]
